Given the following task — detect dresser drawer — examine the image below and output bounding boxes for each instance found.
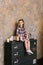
[30,39,37,47]
[12,41,24,50]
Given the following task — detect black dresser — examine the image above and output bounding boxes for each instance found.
[4,39,37,65]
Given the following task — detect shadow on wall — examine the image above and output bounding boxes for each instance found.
[40,14,43,58]
[13,21,18,36]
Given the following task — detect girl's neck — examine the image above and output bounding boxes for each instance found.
[18,25,22,28]
[19,26,24,28]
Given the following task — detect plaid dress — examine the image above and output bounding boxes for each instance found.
[16,27,27,41]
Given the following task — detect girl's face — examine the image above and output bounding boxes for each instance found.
[19,21,24,28]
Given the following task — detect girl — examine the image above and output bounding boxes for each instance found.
[16,19,33,54]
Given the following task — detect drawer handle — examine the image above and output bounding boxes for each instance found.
[33,59,36,64]
[14,46,18,49]
[14,52,18,56]
[14,59,18,64]
[34,42,36,45]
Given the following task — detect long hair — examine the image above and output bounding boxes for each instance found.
[18,19,24,28]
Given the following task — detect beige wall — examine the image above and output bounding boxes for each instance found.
[0,0,43,65]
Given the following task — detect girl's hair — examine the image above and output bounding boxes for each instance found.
[18,19,24,28]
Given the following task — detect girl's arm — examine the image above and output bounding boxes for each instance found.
[16,28,20,38]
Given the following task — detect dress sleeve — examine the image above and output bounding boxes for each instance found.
[16,27,20,36]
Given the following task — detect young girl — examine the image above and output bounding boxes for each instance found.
[16,19,33,54]
[7,19,33,54]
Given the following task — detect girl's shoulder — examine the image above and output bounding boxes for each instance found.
[17,27,21,30]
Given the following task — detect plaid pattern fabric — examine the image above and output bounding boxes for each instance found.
[16,27,27,41]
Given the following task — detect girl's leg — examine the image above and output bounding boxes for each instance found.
[25,39,28,51]
[25,39,33,54]
[25,39,30,51]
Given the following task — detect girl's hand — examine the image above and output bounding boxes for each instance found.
[26,34,29,39]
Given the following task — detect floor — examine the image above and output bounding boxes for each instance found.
[37,58,43,65]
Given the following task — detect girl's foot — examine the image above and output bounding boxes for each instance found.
[7,38,10,43]
[7,36,13,42]
[27,50,33,54]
